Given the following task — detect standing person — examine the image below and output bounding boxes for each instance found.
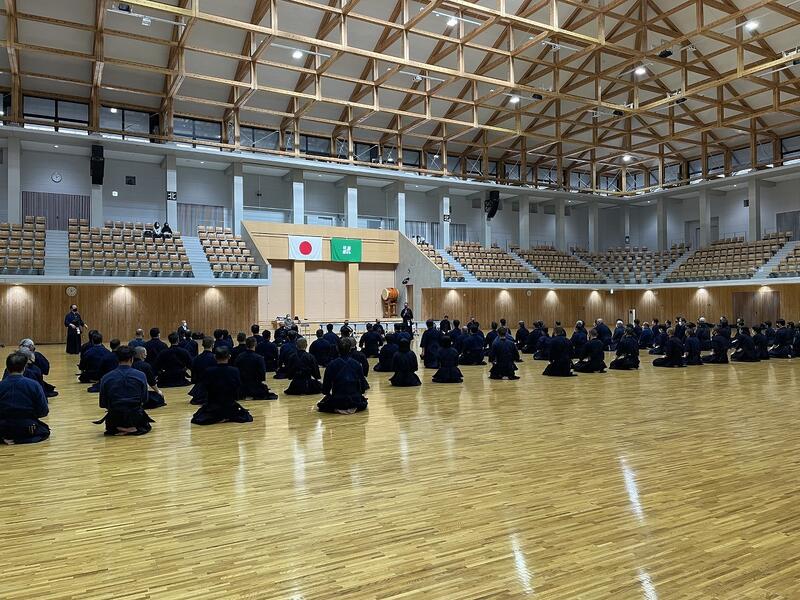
[178,320,190,338]
[439,315,451,334]
[400,302,414,329]
[0,351,50,445]
[64,304,85,355]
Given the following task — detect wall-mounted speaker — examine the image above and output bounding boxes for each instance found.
[90,144,104,185]
[484,190,500,220]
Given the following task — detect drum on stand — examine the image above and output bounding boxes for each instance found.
[381,287,399,318]
[381,287,399,302]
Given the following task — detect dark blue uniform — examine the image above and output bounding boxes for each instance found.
[609,336,639,370]
[459,333,486,365]
[64,311,84,354]
[144,338,168,366]
[359,331,383,358]
[235,350,277,400]
[284,350,322,395]
[542,336,574,376]
[188,350,217,404]
[596,322,613,350]
[703,334,730,363]
[191,364,253,425]
[638,327,654,349]
[573,338,607,373]
[96,365,153,435]
[132,359,166,408]
[769,327,792,358]
[653,337,685,367]
[373,338,399,372]
[309,338,333,367]
[0,374,49,444]
[79,345,112,382]
[317,357,369,413]
[420,327,442,368]
[731,334,759,362]
[432,347,463,383]
[488,337,520,379]
[255,339,279,372]
[154,345,192,387]
[390,349,422,387]
[683,336,703,365]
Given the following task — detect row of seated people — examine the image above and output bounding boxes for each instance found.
[446,241,539,283]
[412,238,465,282]
[68,220,192,277]
[666,233,790,282]
[513,245,606,283]
[0,217,47,274]
[573,243,687,284]
[197,226,262,278]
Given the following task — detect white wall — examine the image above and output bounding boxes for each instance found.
[0,149,8,222]
[103,158,165,223]
[628,204,657,249]
[21,150,91,196]
[177,166,230,208]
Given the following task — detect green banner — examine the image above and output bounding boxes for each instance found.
[330,238,363,262]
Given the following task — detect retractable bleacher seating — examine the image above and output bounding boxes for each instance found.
[0,216,46,274]
[414,239,464,282]
[68,220,193,277]
[447,241,539,283]
[199,226,263,278]
[515,245,605,284]
[574,244,687,284]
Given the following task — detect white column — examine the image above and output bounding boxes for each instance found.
[656,198,667,251]
[518,197,530,250]
[232,163,244,236]
[291,170,305,225]
[623,206,631,244]
[6,137,21,224]
[439,192,450,249]
[342,175,358,227]
[90,184,103,227]
[165,155,178,226]
[588,202,599,252]
[698,189,711,247]
[748,178,761,241]
[387,182,405,233]
[554,198,566,251]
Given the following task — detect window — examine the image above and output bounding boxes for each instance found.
[570,171,591,190]
[537,166,558,186]
[466,157,482,177]
[382,146,398,164]
[447,154,462,176]
[403,149,421,168]
[707,152,724,175]
[174,116,221,145]
[600,174,620,192]
[688,158,702,179]
[757,141,774,165]
[240,126,280,150]
[626,170,645,191]
[354,142,379,163]
[488,160,498,179]
[781,134,800,162]
[649,168,659,187]
[426,152,442,171]
[24,96,89,133]
[504,162,520,181]
[100,106,152,141]
[665,163,680,183]
[300,134,331,157]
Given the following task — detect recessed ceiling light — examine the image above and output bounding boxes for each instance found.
[110,107,118,114]
[744,20,759,32]
[634,65,647,76]
[446,16,458,27]
[112,190,119,197]
[622,154,632,162]
[54,145,59,148]
[509,95,520,104]
[292,49,304,60]
[200,161,205,164]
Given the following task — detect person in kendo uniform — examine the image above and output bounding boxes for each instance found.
[79,329,99,360]
[674,317,687,341]
[573,328,607,373]
[696,317,712,351]
[389,338,422,387]
[255,330,279,372]
[190,347,253,425]
[351,344,370,384]
[752,325,770,361]
[322,324,340,348]
[764,321,776,346]
[144,328,168,367]
[432,336,463,383]
[420,319,442,369]
[769,319,792,358]
[400,303,414,329]
[79,332,111,383]
[533,327,552,361]
[275,331,299,379]
[638,322,654,349]
[542,327,574,377]
[683,326,703,366]
[0,351,50,445]
[2,349,46,395]
[523,321,544,355]
[484,322,500,355]
[64,304,86,355]
[649,325,668,355]
[731,327,759,362]
[791,322,800,358]
[488,327,520,380]
[284,337,322,396]
[610,320,625,351]
[449,320,462,346]
[250,324,264,346]
[609,326,640,370]
[396,324,412,344]
[439,315,451,334]
[316,337,368,415]
[594,318,613,351]
[189,337,216,405]
[359,323,383,358]
[177,320,190,338]
[235,337,278,400]
[128,329,146,349]
[452,326,468,354]
[94,346,154,436]
[154,332,192,387]
[180,330,199,359]
[340,320,354,338]
[633,319,643,339]
[702,327,730,364]
[717,317,732,340]
[373,319,386,337]
[373,333,399,372]
[87,339,121,393]
[18,339,57,398]
[653,328,685,367]
[309,329,333,368]
[515,321,529,350]
[570,321,588,358]
[132,346,166,409]
[274,322,289,346]
[230,332,249,364]
[458,326,487,366]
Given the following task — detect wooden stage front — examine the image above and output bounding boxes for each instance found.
[2,346,800,599]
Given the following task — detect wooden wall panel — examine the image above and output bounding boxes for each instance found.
[423,283,800,329]
[0,284,258,346]
[305,264,346,322]
[265,260,292,321]
[358,264,396,321]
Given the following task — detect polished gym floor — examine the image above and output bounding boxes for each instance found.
[2,345,800,599]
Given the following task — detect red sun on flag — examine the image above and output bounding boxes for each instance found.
[299,241,313,255]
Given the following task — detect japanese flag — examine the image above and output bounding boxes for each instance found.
[288,235,323,261]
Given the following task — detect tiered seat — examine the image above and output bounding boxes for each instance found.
[667,233,790,282]
[414,239,464,282]
[68,219,193,277]
[516,245,606,283]
[447,241,539,283]
[573,244,686,284]
[768,232,800,278]
[199,226,263,278]
[0,216,47,274]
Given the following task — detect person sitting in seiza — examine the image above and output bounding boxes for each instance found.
[275,331,299,379]
[594,318,613,350]
[610,320,625,351]
[373,333,399,372]
[484,322,500,355]
[128,329,146,349]
[570,321,588,358]
[652,328,686,368]
[144,327,168,366]
[573,328,607,373]
[420,320,442,368]
[702,327,730,364]
[255,330,279,372]
[350,344,370,389]
[638,322,654,349]
[309,329,333,368]
[649,325,668,355]
[0,351,50,445]
[542,327,574,377]
[2,348,46,395]
[317,337,369,415]
[533,328,551,361]
[284,337,323,395]
[322,323,339,348]
[609,326,640,370]
[154,332,192,387]
[88,339,121,392]
[189,336,216,405]
[79,329,99,360]
[752,325,770,361]
[389,338,422,387]
[234,337,278,400]
[131,346,167,409]
[94,345,154,436]
[190,347,253,425]
[18,339,57,398]
[359,323,383,358]
[458,326,487,366]
[515,321,529,350]
[79,332,111,383]
[769,319,793,358]
[730,327,759,362]
[682,325,703,366]
[522,321,543,354]
[432,336,463,383]
[180,330,199,359]
[250,324,264,346]
[488,327,520,380]
[230,332,249,364]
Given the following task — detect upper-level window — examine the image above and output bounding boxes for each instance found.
[100,106,151,142]
[174,116,222,145]
[240,126,280,150]
[24,96,88,134]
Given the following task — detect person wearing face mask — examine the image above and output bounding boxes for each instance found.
[64,304,86,355]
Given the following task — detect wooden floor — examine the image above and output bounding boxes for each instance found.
[3,345,800,599]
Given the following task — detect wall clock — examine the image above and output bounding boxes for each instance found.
[51,171,63,183]
[65,286,78,297]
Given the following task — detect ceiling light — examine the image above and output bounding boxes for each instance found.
[0,110,5,116]
[658,48,673,58]
[509,95,520,104]
[112,190,118,197]
[141,16,151,26]
[292,49,303,60]
[744,20,759,32]
[446,16,458,27]
[110,107,118,114]
[53,145,59,148]
[623,154,633,162]
[634,65,647,75]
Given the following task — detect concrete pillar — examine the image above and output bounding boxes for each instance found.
[292,261,305,319]
[623,206,631,244]
[6,137,21,224]
[346,263,359,319]
[165,155,177,227]
[291,170,305,225]
[748,178,761,241]
[518,197,530,250]
[588,202,600,252]
[554,198,566,251]
[439,192,451,249]
[90,184,103,228]
[341,175,358,228]
[656,198,668,251]
[232,163,243,236]
[387,182,405,234]
[698,189,711,248]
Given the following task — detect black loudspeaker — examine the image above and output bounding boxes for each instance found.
[484,190,500,220]
[90,144,104,185]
